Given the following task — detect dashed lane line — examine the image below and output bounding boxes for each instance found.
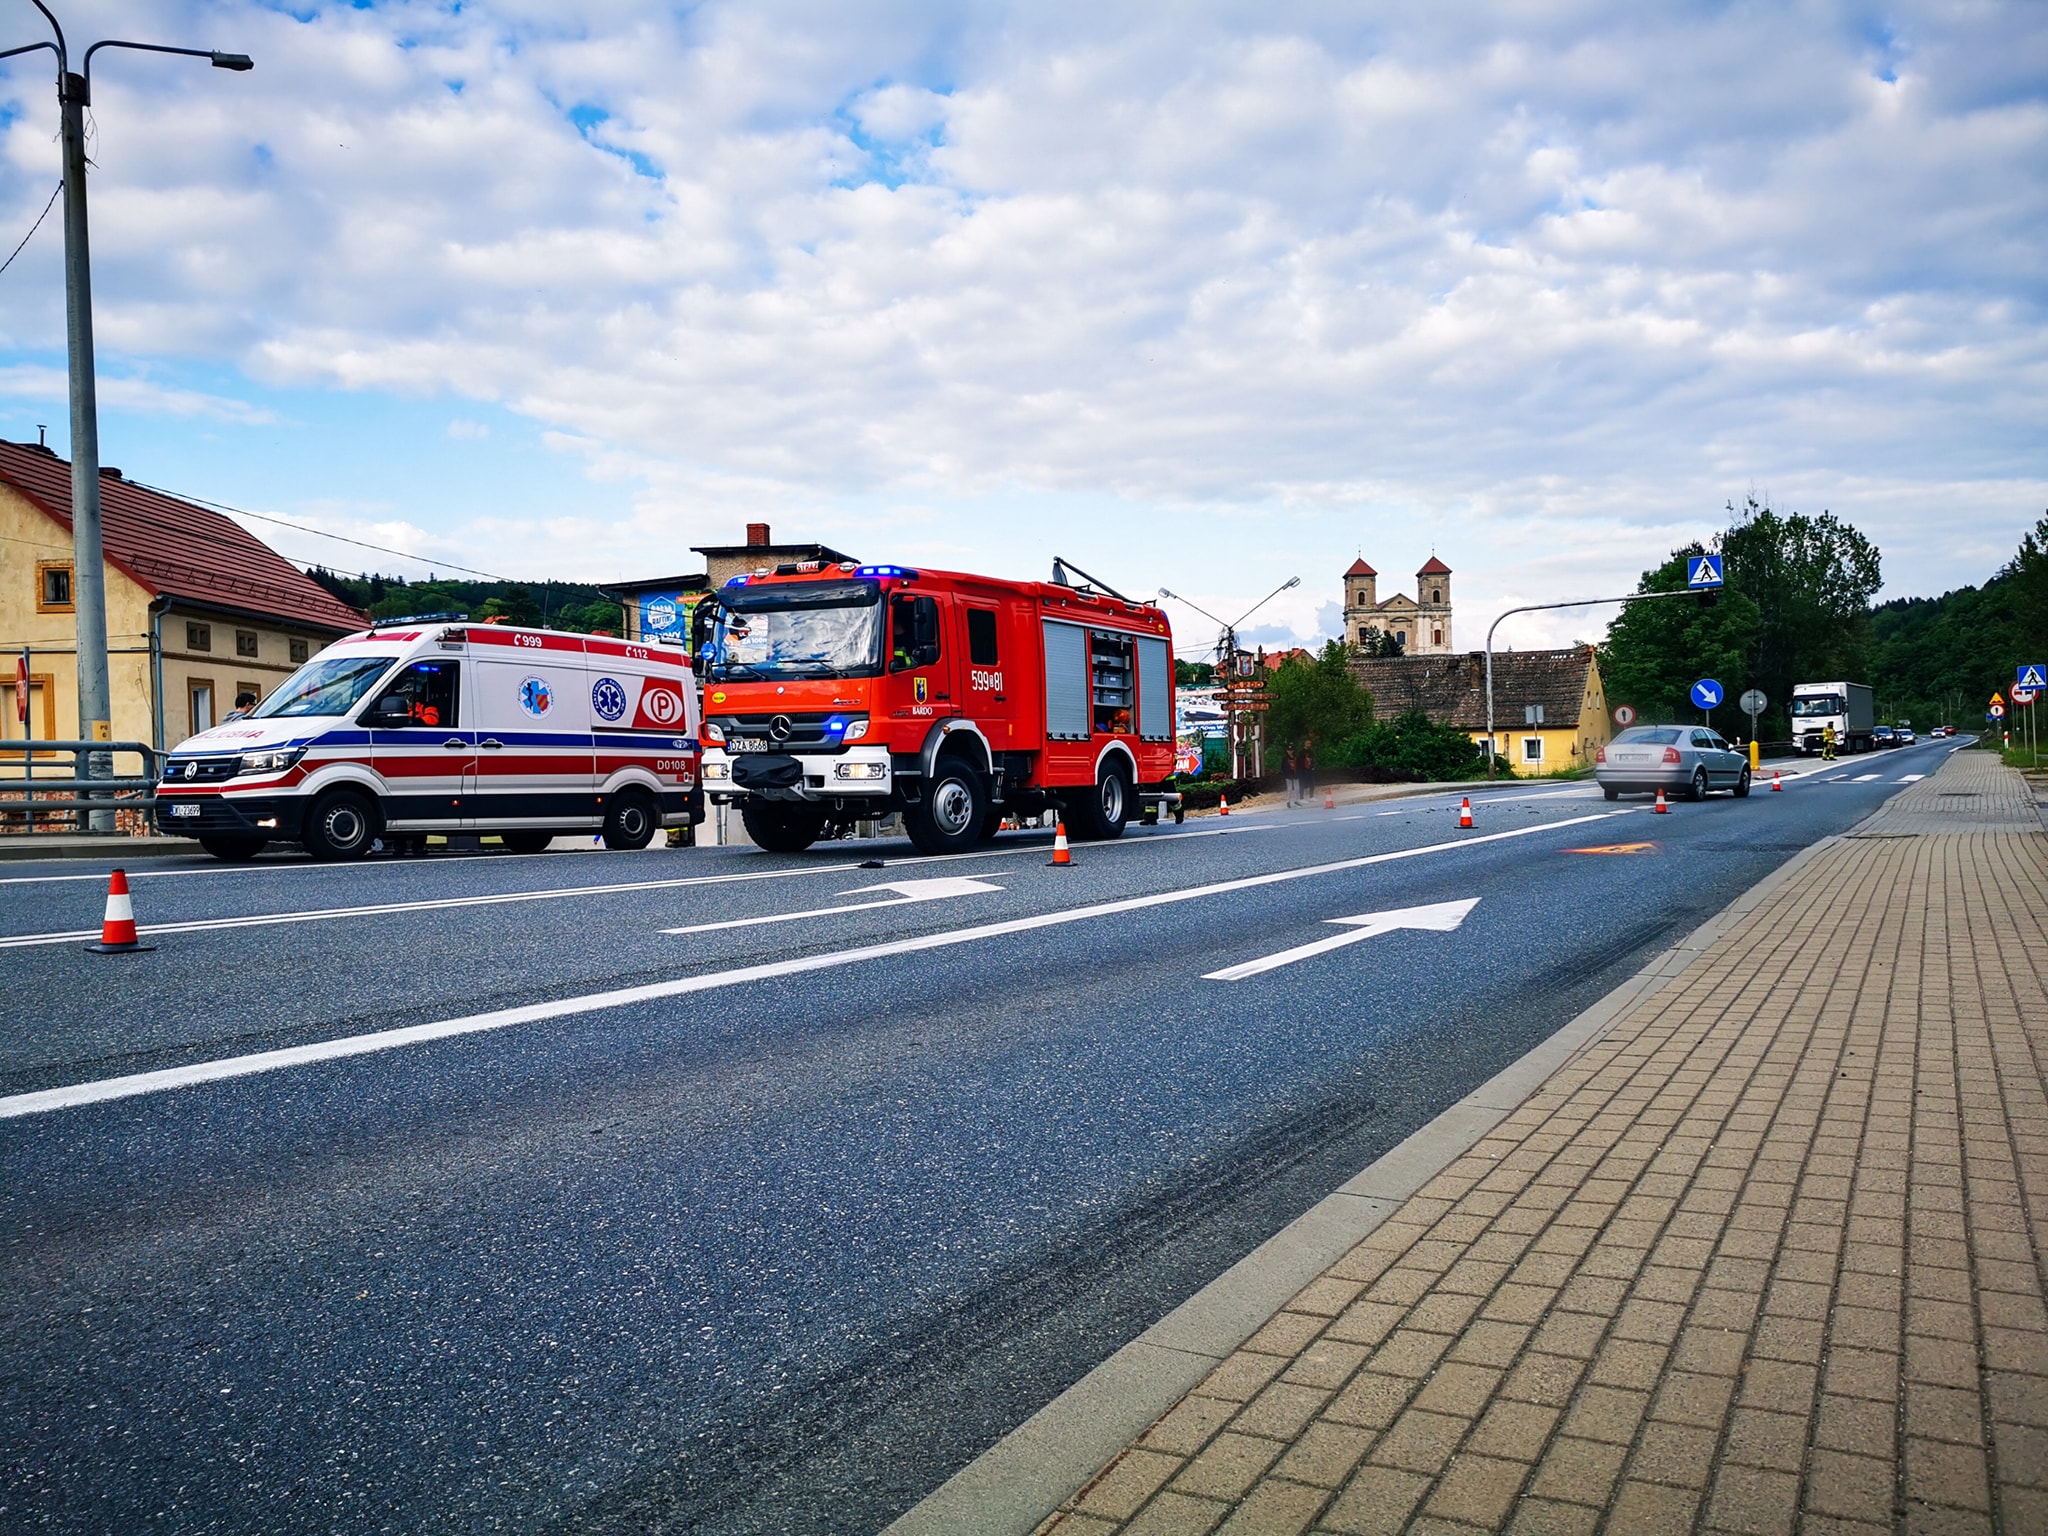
[0,808,1633,1119]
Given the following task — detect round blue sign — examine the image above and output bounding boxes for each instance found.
[1690,678,1724,710]
[591,676,628,722]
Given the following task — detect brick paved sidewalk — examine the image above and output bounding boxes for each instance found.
[1042,750,2048,1536]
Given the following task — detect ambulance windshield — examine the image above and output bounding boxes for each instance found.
[250,655,398,718]
[707,582,883,680]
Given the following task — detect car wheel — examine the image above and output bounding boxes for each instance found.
[199,835,267,862]
[1734,767,1751,798]
[907,758,986,855]
[602,788,660,851]
[1688,768,1709,802]
[501,831,554,855]
[740,800,825,853]
[1602,785,1619,801]
[302,789,378,861]
[1073,761,1132,841]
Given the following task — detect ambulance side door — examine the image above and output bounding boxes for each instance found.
[471,636,598,828]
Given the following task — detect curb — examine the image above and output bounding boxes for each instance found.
[885,829,1847,1536]
[0,837,198,864]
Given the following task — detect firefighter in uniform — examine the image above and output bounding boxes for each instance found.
[1821,722,1836,761]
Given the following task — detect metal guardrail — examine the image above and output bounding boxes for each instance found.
[0,740,161,834]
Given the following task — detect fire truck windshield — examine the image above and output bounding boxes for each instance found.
[707,583,884,680]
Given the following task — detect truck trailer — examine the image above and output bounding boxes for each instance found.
[1790,680,1875,755]
[695,560,1180,853]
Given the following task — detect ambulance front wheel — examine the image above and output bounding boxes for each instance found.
[302,789,378,862]
[907,759,987,855]
[602,789,660,851]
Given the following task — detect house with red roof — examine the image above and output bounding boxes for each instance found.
[1,441,366,752]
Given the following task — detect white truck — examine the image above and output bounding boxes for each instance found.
[1790,680,1875,755]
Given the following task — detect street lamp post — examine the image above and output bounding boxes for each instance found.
[1482,589,1704,781]
[1160,577,1299,780]
[3,4,251,827]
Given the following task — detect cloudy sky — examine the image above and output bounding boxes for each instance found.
[2,0,2042,650]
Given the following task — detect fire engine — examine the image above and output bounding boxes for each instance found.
[696,558,1182,853]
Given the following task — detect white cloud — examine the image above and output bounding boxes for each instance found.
[0,0,2042,646]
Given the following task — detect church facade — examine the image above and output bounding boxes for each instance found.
[1342,555,1453,655]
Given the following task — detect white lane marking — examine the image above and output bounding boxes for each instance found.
[1898,774,1924,782]
[1205,898,1479,982]
[0,809,1626,1119]
[660,876,1006,934]
[1851,773,1882,782]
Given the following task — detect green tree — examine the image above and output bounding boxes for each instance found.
[1333,711,1496,782]
[1720,497,1882,725]
[1600,545,1761,727]
[1265,641,1372,764]
[1355,624,1405,658]
[1175,658,1216,687]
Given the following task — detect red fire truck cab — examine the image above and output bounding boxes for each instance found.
[695,561,1182,853]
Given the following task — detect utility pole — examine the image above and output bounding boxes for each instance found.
[5,5,252,828]
[1160,578,1299,782]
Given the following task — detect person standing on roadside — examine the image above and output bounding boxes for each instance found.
[1822,722,1836,761]
[1301,738,1317,805]
[1283,745,1301,807]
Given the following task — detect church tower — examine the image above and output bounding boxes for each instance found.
[1416,556,1452,653]
[1341,558,1379,646]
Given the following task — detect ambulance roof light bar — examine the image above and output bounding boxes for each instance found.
[370,611,468,628]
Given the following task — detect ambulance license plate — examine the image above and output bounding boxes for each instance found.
[728,737,769,753]
[168,803,201,817]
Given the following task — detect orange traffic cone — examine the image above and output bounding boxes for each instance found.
[1218,795,1230,816]
[86,868,154,954]
[1458,797,1473,828]
[1049,821,1073,867]
[1653,788,1669,814]
[1771,771,1782,792]
[1324,787,1336,810]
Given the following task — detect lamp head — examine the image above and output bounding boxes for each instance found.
[1281,577,1300,591]
[209,51,254,71]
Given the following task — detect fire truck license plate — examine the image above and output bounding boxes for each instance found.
[728,737,769,752]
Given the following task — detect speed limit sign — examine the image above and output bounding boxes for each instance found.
[1613,705,1636,726]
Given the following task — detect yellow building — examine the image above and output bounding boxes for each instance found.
[2,440,365,755]
[1349,645,1614,773]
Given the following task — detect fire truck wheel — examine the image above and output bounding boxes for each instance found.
[602,788,661,850]
[908,758,987,855]
[977,808,1005,843]
[302,789,378,861]
[1074,762,1132,841]
[199,835,267,862]
[740,800,826,853]
[501,831,554,855]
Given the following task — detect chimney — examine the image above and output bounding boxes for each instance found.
[746,522,770,548]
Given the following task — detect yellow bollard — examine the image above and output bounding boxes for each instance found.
[1749,739,1761,773]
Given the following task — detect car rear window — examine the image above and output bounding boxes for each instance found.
[1613,727,1682,745]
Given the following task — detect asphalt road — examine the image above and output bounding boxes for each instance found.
[0,740,1964,1533]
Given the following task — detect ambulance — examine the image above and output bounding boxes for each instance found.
[156,617,702,861]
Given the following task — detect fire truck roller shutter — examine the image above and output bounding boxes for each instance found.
[1137,635,1171,742]
[1043,620,1089,741]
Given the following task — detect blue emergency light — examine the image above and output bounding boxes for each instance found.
[856,565,918,579]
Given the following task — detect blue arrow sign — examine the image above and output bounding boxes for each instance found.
[2020,664,2047,691]
[1687,554,1724,589]
[1691,678,1724,710]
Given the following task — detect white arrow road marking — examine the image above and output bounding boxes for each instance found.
[1204,898,1480,982]
[660,876,1007,934]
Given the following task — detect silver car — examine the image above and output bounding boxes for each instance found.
[1596,725,1752,801]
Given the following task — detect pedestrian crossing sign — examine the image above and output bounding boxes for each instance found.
[2019,664,2047,690]
[1687,555,1724,589]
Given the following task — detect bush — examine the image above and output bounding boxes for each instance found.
[1333,710,1504,782]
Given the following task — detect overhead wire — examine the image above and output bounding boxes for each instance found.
[0,180,61,277]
